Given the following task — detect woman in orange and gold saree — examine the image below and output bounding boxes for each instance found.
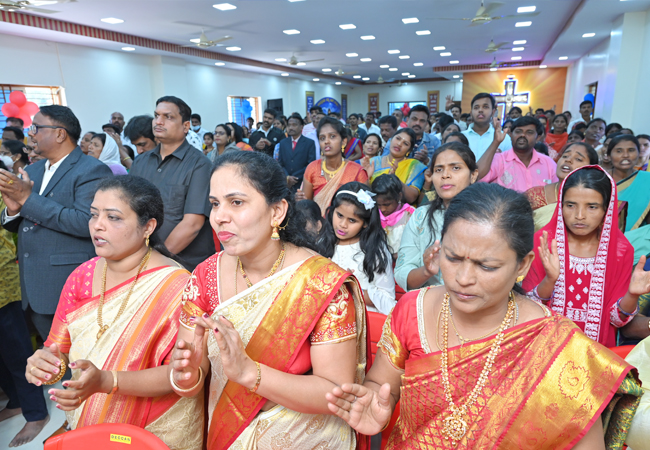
[25,176,203,450]
[298,117,369,215]
[170,151,368,450]
[327,183,641,450]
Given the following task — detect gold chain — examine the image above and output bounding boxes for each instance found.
[449,309,503,346]
[96,248,152,341]
[321,159,345,178]
[236,243,286,292]
[440,291,515,446]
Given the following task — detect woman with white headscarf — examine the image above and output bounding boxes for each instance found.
[87,133,128,175]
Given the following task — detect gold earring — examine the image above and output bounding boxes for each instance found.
[145,235,150,247]
[271,222,280,241]
[516,275,525,283]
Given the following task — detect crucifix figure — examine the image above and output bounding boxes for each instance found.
[493,79,530,121]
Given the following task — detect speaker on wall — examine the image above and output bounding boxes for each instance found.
[267,99,284,116]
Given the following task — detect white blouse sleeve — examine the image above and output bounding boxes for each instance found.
[368,247,397,315]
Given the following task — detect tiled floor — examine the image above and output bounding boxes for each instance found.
[0,382,66,450]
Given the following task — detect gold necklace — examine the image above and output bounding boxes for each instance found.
[440,292,515,446]
[235,244,286,292]
[321,159,345,178]
[96,248,152,341]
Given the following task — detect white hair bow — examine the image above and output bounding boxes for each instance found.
[337,189,377,210]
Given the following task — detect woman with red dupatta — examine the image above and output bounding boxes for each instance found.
[523,165,650,347]
[327,183,641,449]
[26,176,203,450]
[170,151,368,450]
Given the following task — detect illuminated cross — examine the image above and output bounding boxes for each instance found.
[493,79,530,122]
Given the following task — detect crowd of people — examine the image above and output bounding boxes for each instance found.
[0,89,649,449]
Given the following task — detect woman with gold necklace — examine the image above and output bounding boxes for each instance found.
[25,176,203,450]
[297,116,369,215]
[170,151,369,449]
[327,183,640,449]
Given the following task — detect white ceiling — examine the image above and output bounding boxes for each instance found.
[4,0,650,84]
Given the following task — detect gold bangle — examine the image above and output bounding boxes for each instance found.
[380,419,391,432]
[110,370,119,394]
[43,359,67,385]
[248,362,261,394]
[170,367,203,393]
[121,156,131,162]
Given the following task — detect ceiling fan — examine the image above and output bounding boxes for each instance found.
[485,39,510,53]
[335,67,358,77]
[288,54,324,66]
[377,75,384,84]
[183,30,232,48]
[0,0,60,13]
[431,0,539,26]
[489,57,504,68]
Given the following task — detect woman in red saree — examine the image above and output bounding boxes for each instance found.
[523,166,650,347]
[298,117,369,215]
[169,151,368,449]
[327,183,641,449]
[25,176,203,450]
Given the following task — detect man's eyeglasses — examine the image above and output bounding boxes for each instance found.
[29,124,69,135]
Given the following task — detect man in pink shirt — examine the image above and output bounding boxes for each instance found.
[477,116,558,192]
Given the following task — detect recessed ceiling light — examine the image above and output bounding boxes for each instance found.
[296,62,306,66]
[440,52,452,57]
[408,75,416,78]
[288,0,305,2]
[346,53,358,57]
[433,46,446,51]
[559,56,568,60]
[513,40,527,45]
[517,6,536,13]
[275,58,287,62]
[360,58,372,62]
[453,75,460,78]
[335,81,342,85]
[313,78,320,81]
[450,60,459,64]
[388,49,400,54]
[121,47,135,51]
[416,30,431,35]
[389,68,398,71]
[516,21,532,27]
[582,32,596,38]
[399,55,410,59]
[353,75,362,79]
[402,17,419,24]
[213,3,236,11]
[362,77,370,81]
[380,64,390,68]
[539,64,548,68]
[101,17,124,24]
[511,56,522,60]
[310,39,325,44]
[190,38,201,43]
[339,24,356,30]
[460,79,463,83]
[322,68,332,72]
[281,73,289,76]
[490,67,497,71]
[215,62,225,66]
[512,47,525,51]
[283,29,300,35]
[226,46,241,51]
[413,62,424,66]
[360,35,375,40]
[402,72,410,76]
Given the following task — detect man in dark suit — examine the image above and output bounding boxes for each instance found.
[277,113,316,192]
[0,105,111,445]
[249,108,285,157]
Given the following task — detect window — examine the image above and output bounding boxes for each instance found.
[227,96,261,127]
[0,84,64,129]
[388,101,426,115]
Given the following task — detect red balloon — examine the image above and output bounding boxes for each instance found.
[22,102,40,116]
[17,113,32,128]
[1,103,20,117]
[9,91,27,107]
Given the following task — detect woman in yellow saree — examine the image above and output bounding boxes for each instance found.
[327,183,641,450]
[25,176,203,450]
[170,151,368,450]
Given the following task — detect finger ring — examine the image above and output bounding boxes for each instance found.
[77,397,81,405]
[352,395,357,403]
[30,366,36,374]
[8,180,14,185]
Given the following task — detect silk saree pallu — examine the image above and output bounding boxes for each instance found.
[311,162,368,216]
[386,315,640,450]
[186,255,368,450]
[46,261,203,450]
[617,170,650,231]
[370,157,427,192]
